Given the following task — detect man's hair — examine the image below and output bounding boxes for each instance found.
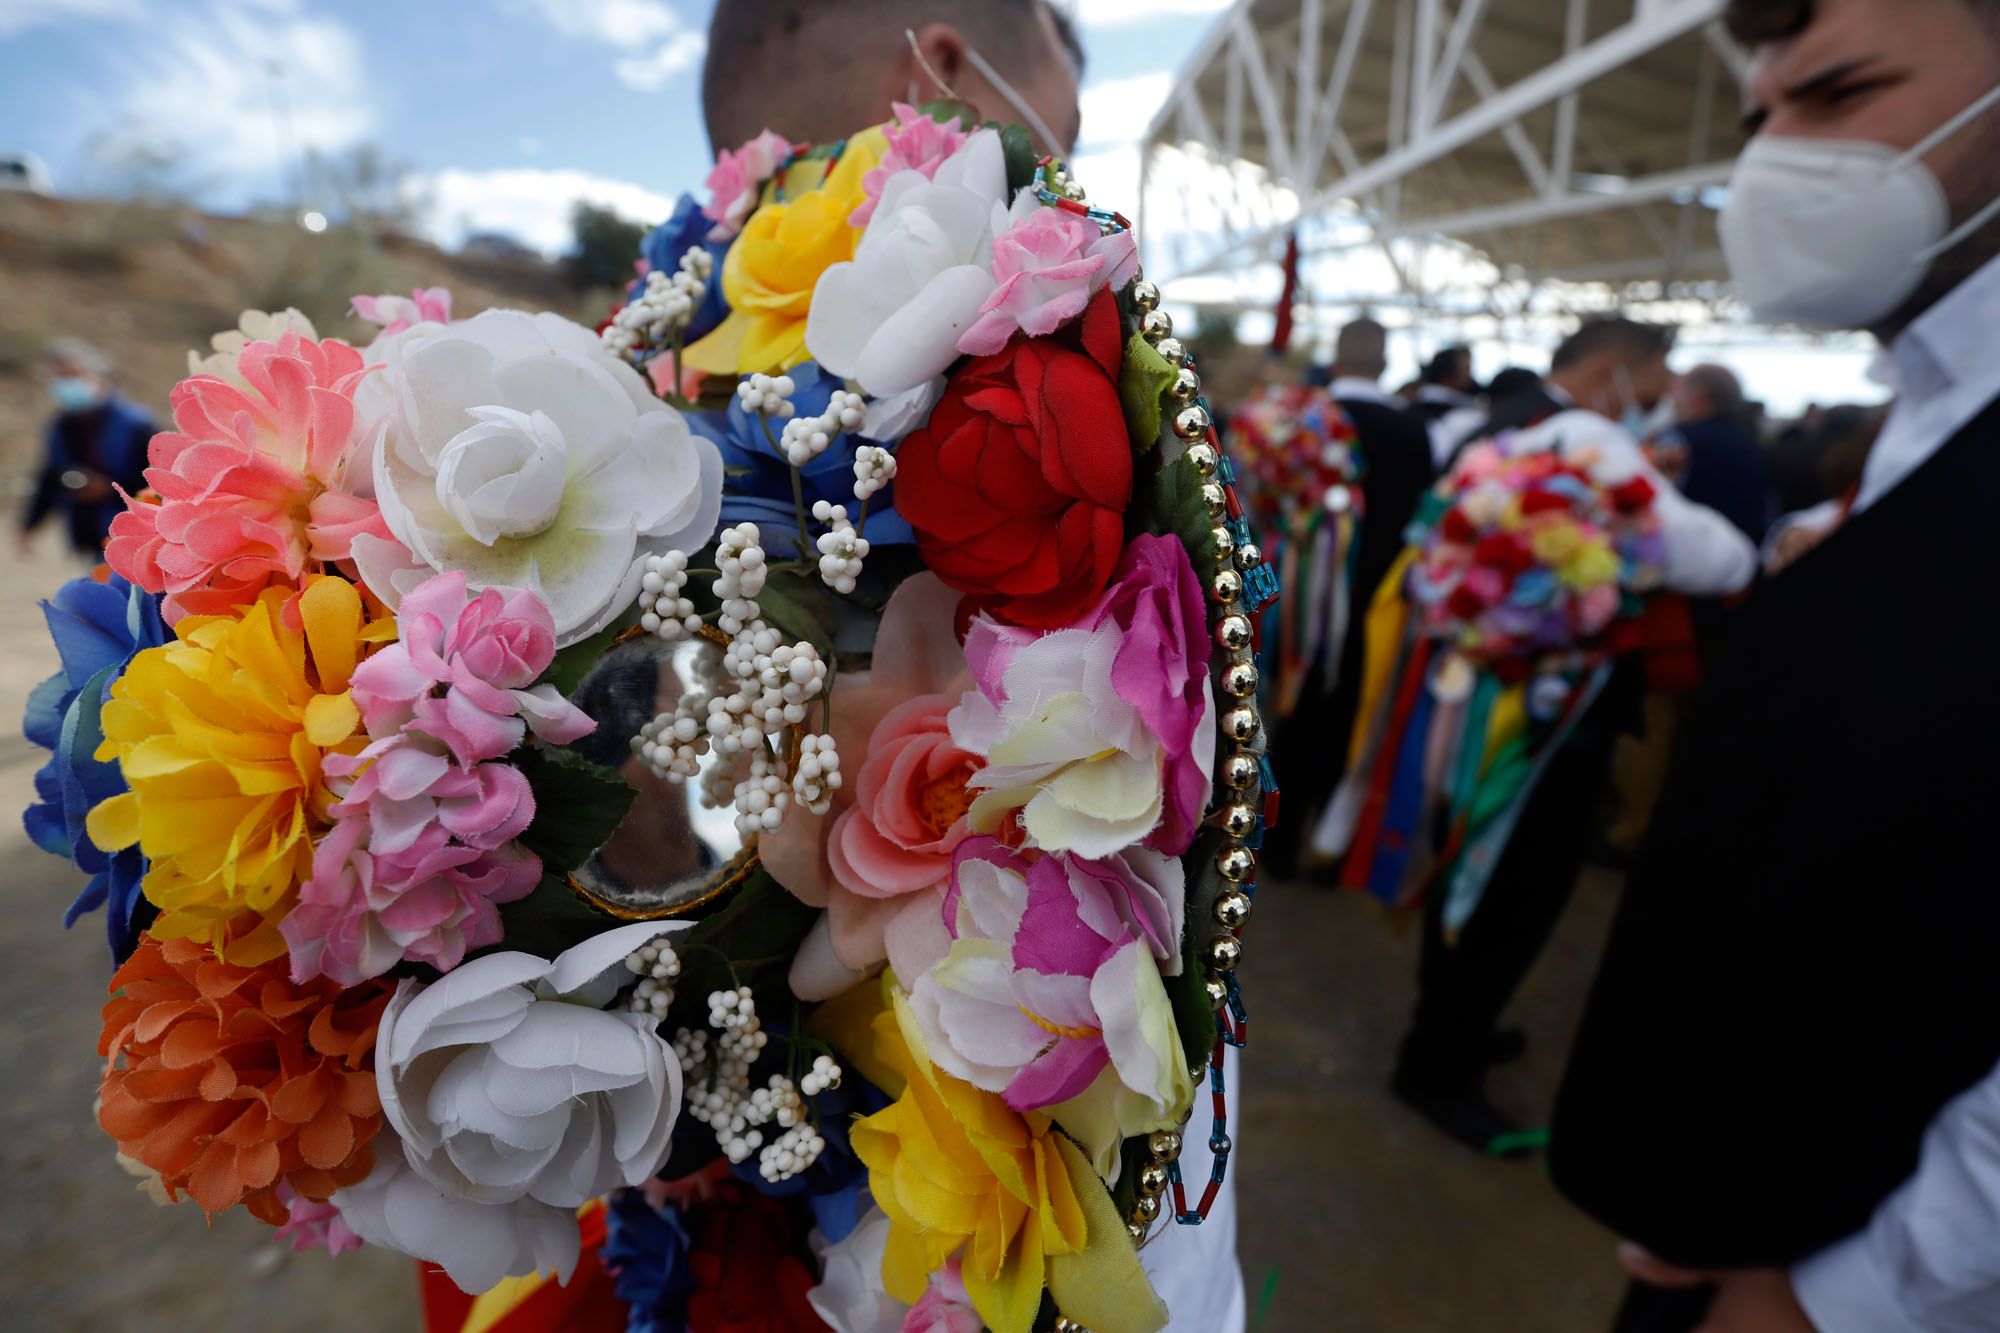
[1726,0,2000,44]
[44,336,111,377]
[1550,316,1676,371]
[1333,317,1388,372]
[1683,363,1747,419]
[704,0,1083,152]
[1422,345,1471,384]
[1486,366,1543,405]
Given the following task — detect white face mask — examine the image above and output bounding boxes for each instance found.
[1720,81,2000,330]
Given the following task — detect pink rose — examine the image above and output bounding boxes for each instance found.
[828,693,981,900]
[350,571,594,765]
[850,102,972,229]
[957,207,1140,356]
[350,287,452,337]
[702,129,799,239]
[902,1258,982,1333]
[275,1182,362,1257]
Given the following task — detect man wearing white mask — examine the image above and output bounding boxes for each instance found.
[1550,2,2000,1331]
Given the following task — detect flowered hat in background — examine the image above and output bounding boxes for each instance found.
[28,100,1282,1333]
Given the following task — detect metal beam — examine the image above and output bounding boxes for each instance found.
[1423,0,1491,128]
[1701,18,1752,83]
[1461,51,1552,197]
[1301,0,1376,184]
[1549,0,1590,196]
[1295,0,1322,171]
[1233,13,1297,181]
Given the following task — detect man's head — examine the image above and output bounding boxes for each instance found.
[42,337,111,413]
[704,1,1083,157]
[1547,317,1677,420]
[1727,0,2000,336]
[1421,345,1476,393]
[1673,363,1747,424]
[1331,317,1388,383]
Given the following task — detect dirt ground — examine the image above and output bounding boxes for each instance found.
[0,540,1626,1333]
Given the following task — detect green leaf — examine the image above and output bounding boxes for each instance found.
[538,624,621,698]
[515,742,636,875]
[1120,333,1178,452]
[755,567,839,658]
[1132,450,1221,593]
[999,122,1039,194]
[497,874,623,959]
[918,98,982,131]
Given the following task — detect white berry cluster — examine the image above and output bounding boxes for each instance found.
[601,246,713,363]
[735,373,796,418]
[634,701,710,780]
[778,389,866,467]
[800,1053,842,1097]
[638,550,701,641]
[734,747,792,836]
[713,523,769,635]
[811,501,869,594]
[622,937,683,1017]
[758,1122,828,1184]
[672,988,846,1181]
[791,733,841,815]
[851,445,897,501]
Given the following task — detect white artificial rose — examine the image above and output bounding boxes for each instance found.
[805,130,1026,398]
[361,309,724,645]
[188,307,319,382]
[374,921,690,1247]
[807,1209,907,1333]
[332,1138,582,1294]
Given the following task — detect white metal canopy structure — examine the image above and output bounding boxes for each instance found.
[1138,0,1751,321]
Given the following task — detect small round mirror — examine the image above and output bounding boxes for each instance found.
[564,633,753,916]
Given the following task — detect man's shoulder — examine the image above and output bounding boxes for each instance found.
[1334,394,1426,439]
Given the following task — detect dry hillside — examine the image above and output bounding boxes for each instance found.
[0,192,609,485]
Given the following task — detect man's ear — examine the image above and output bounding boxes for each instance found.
[909,22,970,101]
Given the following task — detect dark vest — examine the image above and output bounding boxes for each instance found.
[1549,395,2000,1268]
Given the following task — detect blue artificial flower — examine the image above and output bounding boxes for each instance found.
[632,194,731,345]
[604,1188,695,1333]
[727,1064,889,1244]
[685,361,915,559]
[22,574,167,962]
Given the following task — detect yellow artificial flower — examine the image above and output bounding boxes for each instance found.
[835,982,1167,1333]
[1558,534,1622,590]
[1529,517,1582,566]
[86,576,382,965]
[683,127,888,376]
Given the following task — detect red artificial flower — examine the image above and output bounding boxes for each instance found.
[1608,475,1658,514]
[1438,507,1478,544]
[687,1183,828,1333]
[894,290,1133,628]
[1446,583,1489,620]
[1520,488,1573,516]
[1472,532,1535,576]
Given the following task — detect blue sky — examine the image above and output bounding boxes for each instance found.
[0,0,1216,253]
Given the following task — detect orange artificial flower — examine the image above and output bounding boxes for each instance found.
[97,934,392,1224]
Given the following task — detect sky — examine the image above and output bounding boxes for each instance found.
[0,0,1882,414]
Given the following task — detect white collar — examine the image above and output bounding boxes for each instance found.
[1331,376,1394,406]
[1416,384,1474,407]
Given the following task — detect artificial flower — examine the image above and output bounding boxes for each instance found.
[843,990,1166,1333]
[762,573,972,997]
[374,921,688,1246]
[22,573,167,961]
[684,362,914,558]
[683,129,888,376]
[188,307,318,382]
[346,570,595,764]
[351,286,452,337]
[275,1180,364,1256]
[901,1259,983,1333]
[96,934,392,1223]
[86,576,380,964]
[357,309,724,645]
[805,128,1017,398]
[851,103,971,229]
[957,205,1139,356]
[806,1208,906,1333]
[332,1135,583,1294]
[906,837,1191,1138]
[606,1187,697,1333]
[893,289,1132,628]
[686,1181,829,1332]
[704,129,801,239]
[635,194,733,344]
[950,536,1217,859]
[107,332,390,623]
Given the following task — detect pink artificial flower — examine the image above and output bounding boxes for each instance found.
[349,570,595,765]
[703,129,800,239]
[274,1181,363,1257]
[105,332,389,623]
[902,1257,982,1333]
[350,287,452,337]
[827,693,981,902]
[280,739,542,985]
[956,207,1140,356]
[850,102,972,229]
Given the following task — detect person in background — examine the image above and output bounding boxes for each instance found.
[702,0,1083,157]
[19,338,152,561]
[1550,0,2000,1329]
[1467,318,1677,457]
[1408,344,1487,467]
[1263,319,1436,880]
[1665,364,1774,543]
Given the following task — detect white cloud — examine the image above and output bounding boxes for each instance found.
[510,0,707,92]
[1077,72,1174,150]
[614,30,705,91]
[1067,0,1234,29]
[0,0,140,35]
[102,1,373,183]
[413,166,675,259]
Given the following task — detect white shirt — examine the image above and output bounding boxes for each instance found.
[1414,385,1489,469]
[1788,253,2000,1333]
[1329,375,1395,407]
[1139,1044,1245,1331]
